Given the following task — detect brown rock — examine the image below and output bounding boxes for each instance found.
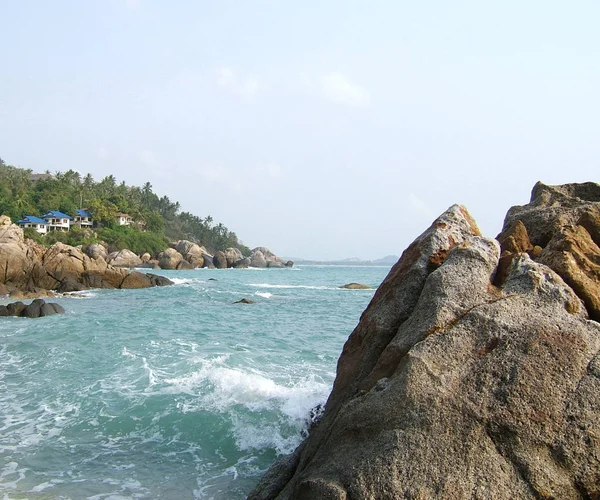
[234,298,255,304]
[339,283,373,289]
[213,251,228,269]
[157,248,183,270]
[249,193,600,500]
[120,271,152,289]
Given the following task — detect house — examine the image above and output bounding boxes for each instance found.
[116,212,133,226]
[16,216,48,235]
[41,210,72,232]
[73,209,93,228]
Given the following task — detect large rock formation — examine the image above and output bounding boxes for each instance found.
[107,249,142,268]
[0,220,172,293]
[249,182,600,500]
[249,247,289,268]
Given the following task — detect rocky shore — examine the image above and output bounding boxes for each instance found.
[249,182,600,499]
[0,215,292,298]
[0,216,173,296]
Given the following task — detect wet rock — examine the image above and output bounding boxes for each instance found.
[233,298,255,304]
[339,283,373,289]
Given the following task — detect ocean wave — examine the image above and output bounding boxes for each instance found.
[248,283,337,290]
[254,292,272,299]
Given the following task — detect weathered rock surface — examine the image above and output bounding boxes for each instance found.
[0,220,173,294]
[249,247,290,268]
[233,257,251,269]
[174,240,207,268]
[249,184,600,500]
[0,298,65,318]
[107,249,142,268]
[84,243,108,261]
[157,248,183,270]
[225,247,244,267]
[213,251,228,269]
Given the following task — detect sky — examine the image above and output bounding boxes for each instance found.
[0,1,598,260]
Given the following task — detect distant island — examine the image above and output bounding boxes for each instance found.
[285,254,399,266]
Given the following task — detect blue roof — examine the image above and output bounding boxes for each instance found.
[17,215,47,225]
[76,209,91,217]
[42,210,73,219]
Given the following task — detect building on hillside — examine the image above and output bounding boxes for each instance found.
[116,212,133,226]
[41,210,72,232]
[16,216,48,234]
[73,209,93,228]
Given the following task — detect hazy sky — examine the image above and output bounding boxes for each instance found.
[1,1,598,260]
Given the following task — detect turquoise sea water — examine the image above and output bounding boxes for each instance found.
[0,265,391,499]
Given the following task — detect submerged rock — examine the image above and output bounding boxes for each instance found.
[233,298,255,304]
[339,283,373,289]
[249,183,600,500]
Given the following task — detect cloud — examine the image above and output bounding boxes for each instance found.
[216,67,260,98]
[303,72,370,108]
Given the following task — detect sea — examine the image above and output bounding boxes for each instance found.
[0,265,391,499]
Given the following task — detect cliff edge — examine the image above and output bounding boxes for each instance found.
[249,182,600,499]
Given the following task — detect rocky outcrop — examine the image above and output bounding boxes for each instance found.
[249,247,289,268]
[157,248,183,270]
[0,298,65,318]
[107,249,142,268]
[249,183,600,500]
[84,243,108,261]
[233,257,251,268]
[174,240,207,268]
[0,220,173,294]
[225,247,244,267]
[213,251,228,269]
[250,250,267,268]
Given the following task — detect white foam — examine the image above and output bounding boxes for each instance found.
[248,283,337,290]
[254,291,272,299]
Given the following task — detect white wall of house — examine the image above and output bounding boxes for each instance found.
[19,223,48,234]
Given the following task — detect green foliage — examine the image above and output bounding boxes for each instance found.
[0,162,250,255]
[97,226,169,255]
[23,227,44,244]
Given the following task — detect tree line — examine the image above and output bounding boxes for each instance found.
[0,158,250,255]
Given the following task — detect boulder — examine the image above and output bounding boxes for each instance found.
[141,252,152,263]
[249,247,286,268]
[285,260,294,268]
[1,299,65,318]
[233,257,251,269]
[157,248,183,270]
[146,274,173,287]
[339,283,373,289]
[250,250,267,268]
[224,247,244,267]
[120,271,153,289]
[84,243,108,261]
[249,187,600,500]
[202,253,214,268]
[107,249,142,268]
[176,259,194,270]
[234,298,255,304]
[174,240,207,268]
[0,217,24,244]
[213,251,228,269]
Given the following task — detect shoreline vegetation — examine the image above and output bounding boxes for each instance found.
[0,159,293,299]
